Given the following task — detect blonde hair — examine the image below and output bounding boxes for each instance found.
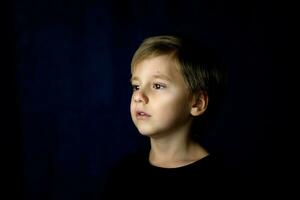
[131,35,180,71]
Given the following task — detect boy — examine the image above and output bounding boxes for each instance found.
[103,35,228,199]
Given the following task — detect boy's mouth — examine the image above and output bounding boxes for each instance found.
[136,111,151,119]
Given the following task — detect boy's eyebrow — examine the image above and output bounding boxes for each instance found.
[130,74,171,82]
[130,76,140,83]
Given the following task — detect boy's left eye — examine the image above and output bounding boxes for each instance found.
[131,84,140,91]
[153,83,166,90]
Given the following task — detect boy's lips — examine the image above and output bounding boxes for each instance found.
[135,110,151,119]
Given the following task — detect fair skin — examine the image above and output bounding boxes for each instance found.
[130,54,209,168]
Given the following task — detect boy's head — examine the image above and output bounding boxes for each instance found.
[130,35,228,139]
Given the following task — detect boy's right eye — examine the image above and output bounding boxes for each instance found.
[131,84,140,91]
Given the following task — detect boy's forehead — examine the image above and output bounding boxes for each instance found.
[131,55,186,83]
[134,55,176,70]
[132,57,172,74]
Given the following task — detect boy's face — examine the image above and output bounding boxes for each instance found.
[130,55,194,138]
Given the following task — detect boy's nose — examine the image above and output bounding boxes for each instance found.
[133,91,148,104]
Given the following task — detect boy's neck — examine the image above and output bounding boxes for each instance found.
[148,134,209,168]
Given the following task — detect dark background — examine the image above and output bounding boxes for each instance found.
[3,0,291,199]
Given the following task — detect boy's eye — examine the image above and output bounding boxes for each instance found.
[153,83,166,90]
[132,84,140,91]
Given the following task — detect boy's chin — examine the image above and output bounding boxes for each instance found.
[137,129,165,139]
[138,130,152,137]
[137,128,155,137]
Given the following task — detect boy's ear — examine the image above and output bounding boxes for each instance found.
[190,91,208,116]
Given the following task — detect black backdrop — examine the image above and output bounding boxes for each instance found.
[3,0,291,199]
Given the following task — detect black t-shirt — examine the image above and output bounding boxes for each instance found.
[102,151,231,199]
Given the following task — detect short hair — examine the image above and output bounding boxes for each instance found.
[131,35,228,140]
